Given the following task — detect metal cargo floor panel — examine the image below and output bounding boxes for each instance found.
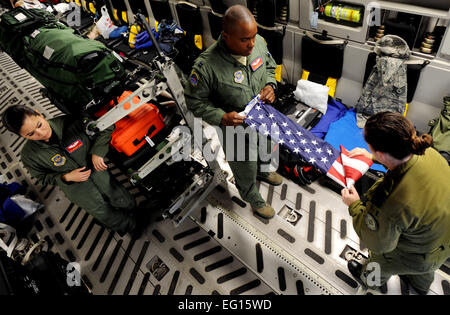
[0,51,448,295]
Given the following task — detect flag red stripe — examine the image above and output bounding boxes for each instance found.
[338,145,373,188]
[326,170,346,187]
[327,157,346,186]
[343,166,363,183]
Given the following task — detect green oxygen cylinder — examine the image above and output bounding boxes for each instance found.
[324,2,362,24]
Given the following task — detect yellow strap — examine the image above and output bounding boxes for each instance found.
[301,69,310,80]
[302,70,337,97]
[194,34,203,50]
[404,103,409,116]
[122,11,128,23]
[325,77,337,97]
[114,9,118,21]
[89,3,96,14]
[275,65,282,82]
[74,0,81,6]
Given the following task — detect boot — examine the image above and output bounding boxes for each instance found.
[347,259,367,288]
[252,203,275,219]
[399,275,429,295]
[257,172,283,186]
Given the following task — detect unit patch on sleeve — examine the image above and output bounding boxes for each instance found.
[66,139,83,154]
[190,71,199,87]
[364,213,378,231]
[250,57,263,72]
[51,154,66,167]
[234,70,244,83]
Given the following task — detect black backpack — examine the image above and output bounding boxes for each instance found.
[0,251,40,295]
[0,251,90,295]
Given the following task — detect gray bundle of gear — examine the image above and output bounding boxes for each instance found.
[356,35,410,128]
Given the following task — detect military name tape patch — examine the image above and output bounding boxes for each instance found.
[51,154,66,167]
[66,139,83,153]
[190,71,199,87]
[364,213,378,231]
[234,70,244,84]
[250,57,263,71]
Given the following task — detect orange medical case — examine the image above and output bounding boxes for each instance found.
[105,91,165,156]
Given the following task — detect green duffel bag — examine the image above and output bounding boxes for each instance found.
[0,8,126,115]
[429,96,450,164]
[0,7,58,55]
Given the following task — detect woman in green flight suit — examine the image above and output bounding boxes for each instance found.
[341,111,450,294]
[2,105,143,236]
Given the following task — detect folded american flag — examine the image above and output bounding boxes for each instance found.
[327,145,373,188]
[243,98,372,188]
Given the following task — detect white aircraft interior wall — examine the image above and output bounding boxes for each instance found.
[167,0,449,132]
[286,0,449,133]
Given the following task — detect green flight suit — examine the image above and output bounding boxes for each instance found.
[20,116,137,234]
[184,34,277,208]
[349,148,450,291]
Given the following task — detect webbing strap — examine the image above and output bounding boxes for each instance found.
[0,223,18,258]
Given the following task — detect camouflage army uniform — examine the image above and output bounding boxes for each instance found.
[184,34,277,209]
[356,35,410,128]
[348,148,450,292]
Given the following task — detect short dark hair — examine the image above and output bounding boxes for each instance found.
[2,105,39,135]
[364,111,432,159]
[222,5,255,34]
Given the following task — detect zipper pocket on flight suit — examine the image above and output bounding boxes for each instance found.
[428,245,445,257]
[427,245,448,270]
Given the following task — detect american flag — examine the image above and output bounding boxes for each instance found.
[328,145,373,188]
[243,98,372,188]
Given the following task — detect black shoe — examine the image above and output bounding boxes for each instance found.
[128,208,150,239]
[411,286,429,295]
[347,260,367,288]
[399,275,429,295]
[129,225,144,239]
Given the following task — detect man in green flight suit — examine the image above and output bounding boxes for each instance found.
[184,5,282,218]
[2,105,145,236]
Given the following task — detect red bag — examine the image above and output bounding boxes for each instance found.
[96,91,165,156]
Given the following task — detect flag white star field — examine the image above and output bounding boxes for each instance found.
[244,100,372,188]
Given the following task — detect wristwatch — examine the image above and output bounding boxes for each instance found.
[265,82,277,92]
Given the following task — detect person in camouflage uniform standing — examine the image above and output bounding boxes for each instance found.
[341,112,450,294]
[2,105,147,236]
[356,35,410,128]
[184,5,282,219]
